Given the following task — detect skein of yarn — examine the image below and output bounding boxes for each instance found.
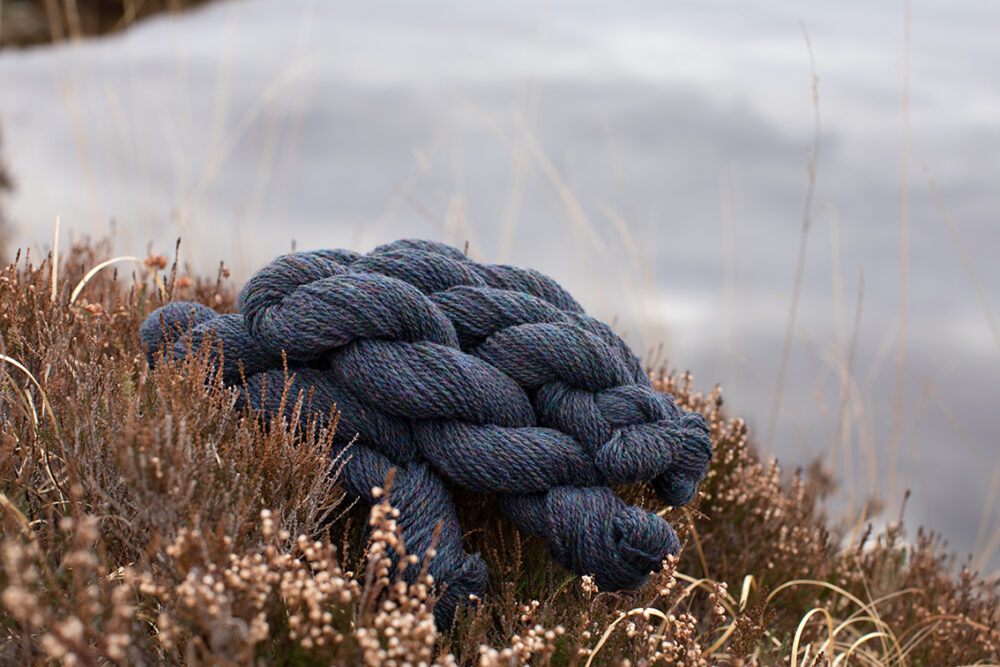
[139,239,713,629]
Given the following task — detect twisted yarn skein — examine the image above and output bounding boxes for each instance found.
[140,239,713,628]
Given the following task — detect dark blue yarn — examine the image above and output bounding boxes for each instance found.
[139,239,713,629]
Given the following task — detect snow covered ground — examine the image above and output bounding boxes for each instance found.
[1,0,998,573]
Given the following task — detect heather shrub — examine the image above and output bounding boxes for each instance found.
[0,242,997,665]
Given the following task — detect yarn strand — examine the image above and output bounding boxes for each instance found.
[140,239,712,629]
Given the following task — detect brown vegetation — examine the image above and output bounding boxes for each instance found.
[0,0,213,47]
[0,241,997,664]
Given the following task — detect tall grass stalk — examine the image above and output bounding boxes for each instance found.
[765,24,821,455]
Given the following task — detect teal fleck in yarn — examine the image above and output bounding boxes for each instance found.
[139,239,712,629]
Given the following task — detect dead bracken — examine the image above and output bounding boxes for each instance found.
[0,241,997,665]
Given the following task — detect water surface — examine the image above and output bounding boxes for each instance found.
[2,0,998,573]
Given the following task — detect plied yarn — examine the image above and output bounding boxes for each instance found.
[140,239,713,629]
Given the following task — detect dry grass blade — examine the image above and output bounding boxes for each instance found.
[923,164,1000,351]
[684,507,711,578]
[737,573,755,612]
[69,255,166,304]
[584,607,669,667]
[767,579,867,620]
[0,352,67,503]
[769,578,910,662]
[3,371,39,425]
[765,21,821,453]
[672,573,737,615]
[791,607,834,667]
[50,215,60,303]
[0,490,33,538]
[0,353,58,429]
[890,0,913,507]
[838,631,891,666]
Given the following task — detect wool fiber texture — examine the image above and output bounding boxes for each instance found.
[140,239,713,629]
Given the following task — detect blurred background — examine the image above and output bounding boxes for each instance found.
[1,0,997,576]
